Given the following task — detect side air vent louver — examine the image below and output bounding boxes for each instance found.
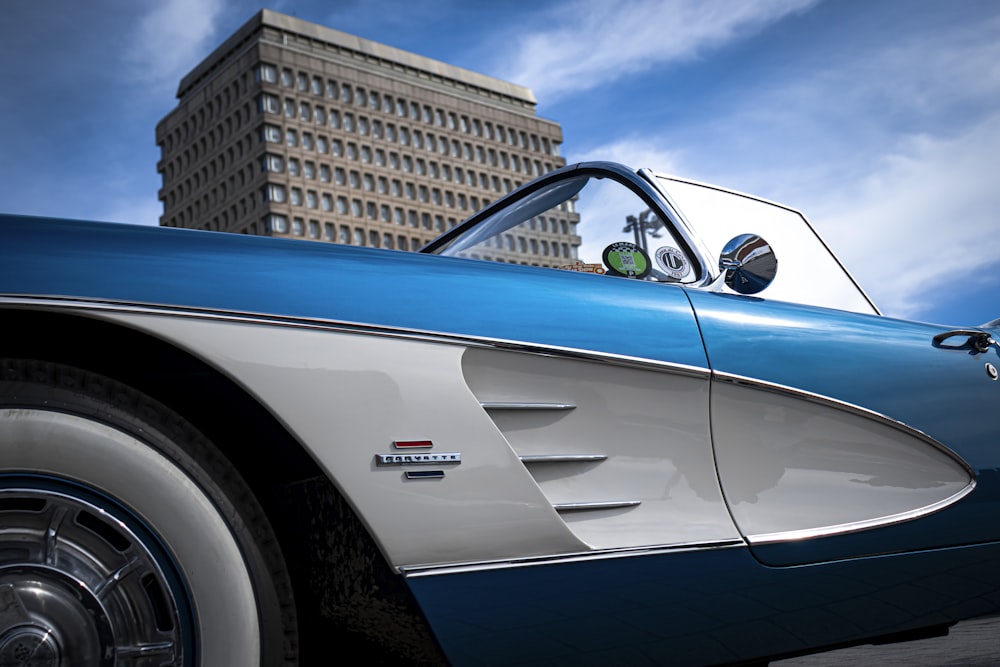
[461,347,736,551]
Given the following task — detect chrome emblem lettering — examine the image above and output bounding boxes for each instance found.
[375,452,462,466]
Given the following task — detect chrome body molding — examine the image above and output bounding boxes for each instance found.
[712,370,973,471]
[519,454,608,464]
[745,482,977,544]
[400,538,747,577]
[481,402,576,410]
[0,296,711,380]
[553,500,642,512]
[711,373,976,544]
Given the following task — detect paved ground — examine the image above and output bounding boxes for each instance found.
[775,614,1000,666]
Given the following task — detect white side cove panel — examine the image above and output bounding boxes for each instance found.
[99,312,587,568]
[712,381,974,542]
[462,348,742,549]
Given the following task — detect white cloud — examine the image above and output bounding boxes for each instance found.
[125,0,227,91]
[498,0,820,100]
[805,113,1000,319]
[573,137,685,173]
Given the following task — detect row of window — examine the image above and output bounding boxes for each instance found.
[256,63,561,157]
[259,133,531,193]
[259,116,553,179]
[266,215,424,249]
[262,213,575,260]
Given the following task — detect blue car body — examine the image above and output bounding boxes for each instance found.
[2,162,998,666]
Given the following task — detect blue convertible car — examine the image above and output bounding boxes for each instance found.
[2,162,999,666]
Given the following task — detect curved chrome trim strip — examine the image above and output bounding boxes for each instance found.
[746,482,976,545]
[400,538,746,577]
[519,454,607,464]
[481,402,576,410]
[0,295,711,379]
[712,370,976,481]
[553,500,641,512]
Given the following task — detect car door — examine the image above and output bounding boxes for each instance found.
[685,270,1000,568]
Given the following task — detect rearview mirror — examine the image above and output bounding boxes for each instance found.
[719,234,777,295]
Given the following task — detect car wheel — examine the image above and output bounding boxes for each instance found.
[0,359,296,666]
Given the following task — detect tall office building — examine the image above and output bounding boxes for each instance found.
[156,9,576,264]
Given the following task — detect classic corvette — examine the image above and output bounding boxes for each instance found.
[2,161,999,666]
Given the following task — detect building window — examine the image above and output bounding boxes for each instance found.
[267,214,288,233]
[306,190,317,209]
[261,154,284,173]
[311,76,323,96]
[288,158,300,176]
[319,164,331,182]
[354,227,364,244]
[324,222,335,240]
[286,129,297,147]
[290,187,302,206]
[317,136,328,154]
[297,72,308,92]
[339,225,350,243]
[322,193,333,211]
[302,133,314,150]
[292,217,304,235]
[309,220,320,238]
[256,63,278,83]
[265,184,286,203]
[304,161,316,179]
[281,68,293,87]
[258,93,280,114]
[336,196,348,214]
[261,125,281,143]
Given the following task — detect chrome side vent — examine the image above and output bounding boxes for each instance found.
[519,454,607,464]
[479,403,641,514]
[481,402,576,411]
[553,500,642,512]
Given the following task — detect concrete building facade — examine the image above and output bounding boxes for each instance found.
[156,9,576,264]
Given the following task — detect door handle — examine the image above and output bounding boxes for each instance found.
[932,329,995,353]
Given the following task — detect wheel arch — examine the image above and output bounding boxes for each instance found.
[0,306,446,664]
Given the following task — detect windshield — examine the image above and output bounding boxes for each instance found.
[656,175,879,314]
[435,174,702,284]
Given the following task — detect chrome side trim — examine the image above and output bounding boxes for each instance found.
[481,402,576,410]
[519,454,607,464]
[0,296,711,379]
[712,370,976,480]
[400,538,746,577]
[746,482,976,544]
[553,500,641,512]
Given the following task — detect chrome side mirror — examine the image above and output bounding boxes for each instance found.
[719,234,777,295]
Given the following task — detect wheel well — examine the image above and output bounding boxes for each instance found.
[1,307,446,665]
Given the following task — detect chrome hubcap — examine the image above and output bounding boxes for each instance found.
[0,485,188,666]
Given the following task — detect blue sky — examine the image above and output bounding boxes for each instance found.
[2,0,998,326]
